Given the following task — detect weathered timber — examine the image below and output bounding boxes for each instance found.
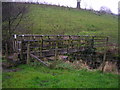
[55,36,59,60]
[12,34,109,65]
[20,40,23,60]
[26,43,30,64]
[5,43,8,59]
[30,54,49,67]
[102,37,109,72]
[40,36,43,57]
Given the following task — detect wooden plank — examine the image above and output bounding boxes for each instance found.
[94,40,106,42]
[94,44,106,46]
[23,40,39,42]
[17,34,108,41]
[17,34,93,38]
[30,54,49,67]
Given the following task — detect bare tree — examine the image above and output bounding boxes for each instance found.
[2,2,29,53]
[2,2,29,38]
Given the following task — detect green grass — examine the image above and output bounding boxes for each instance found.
[21,4,118,43]
[2,64,119,88]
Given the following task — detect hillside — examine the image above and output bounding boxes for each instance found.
[24,4,118,43]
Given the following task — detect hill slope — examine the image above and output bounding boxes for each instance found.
[26,4,118,43]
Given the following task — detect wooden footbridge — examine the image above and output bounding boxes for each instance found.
[12,34,109,67]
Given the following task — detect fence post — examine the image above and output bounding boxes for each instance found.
[55,36,58,60]
[47,36,50,48]
[27,43,30,64]
[78,36,81,49]
[20,40,23,61]
[67,36,70,53]
[69,35,73,48]
[40,36,43,57]
[5,43,8,59]
[14,34,17,52]
[71,36,74,48]
[91,36,94,48]
[101,36,109,72]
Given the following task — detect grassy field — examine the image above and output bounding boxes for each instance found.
[2,4,119,88]
[2,64,119,88]
[22,4,118,43]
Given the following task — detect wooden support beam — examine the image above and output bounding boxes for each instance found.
[55,36,59,60]
[91,36,95,48]
[20,40,23,60]
[77,36,81,49]
[69,35,73,48]
[30,54,49,67]
[39,36,43,57]
[5,43,8,59]
[48,36,51,46]
[26,43,30,64]
[101,37,109,72]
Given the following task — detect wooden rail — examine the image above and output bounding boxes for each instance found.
[12,34,109,65]
[30,54,49,67]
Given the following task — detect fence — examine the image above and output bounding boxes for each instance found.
[11,34,109,67]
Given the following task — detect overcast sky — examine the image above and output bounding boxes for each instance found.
[12,0,119,14]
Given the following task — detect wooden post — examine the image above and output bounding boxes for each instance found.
[40,36,43,57]
[5,43,8,59]
[55,36,58,60]
[15,39,17,52]
[13,40,15,52]
[67,35,71,54]
[14,34,17,52]
[70,36,73,48]
[69,36,73,48]
[27,43,30,64]
[78,36,80,49]
[91,36,94,49]
[101,37,109,72]
[20,40,23,60]
[48,36,50,45]
[48,36,52,49]
[67,38,69,53]
[68,36,71,49]
[91,36,95,63]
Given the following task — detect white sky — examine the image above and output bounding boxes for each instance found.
[12,0,119,14]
